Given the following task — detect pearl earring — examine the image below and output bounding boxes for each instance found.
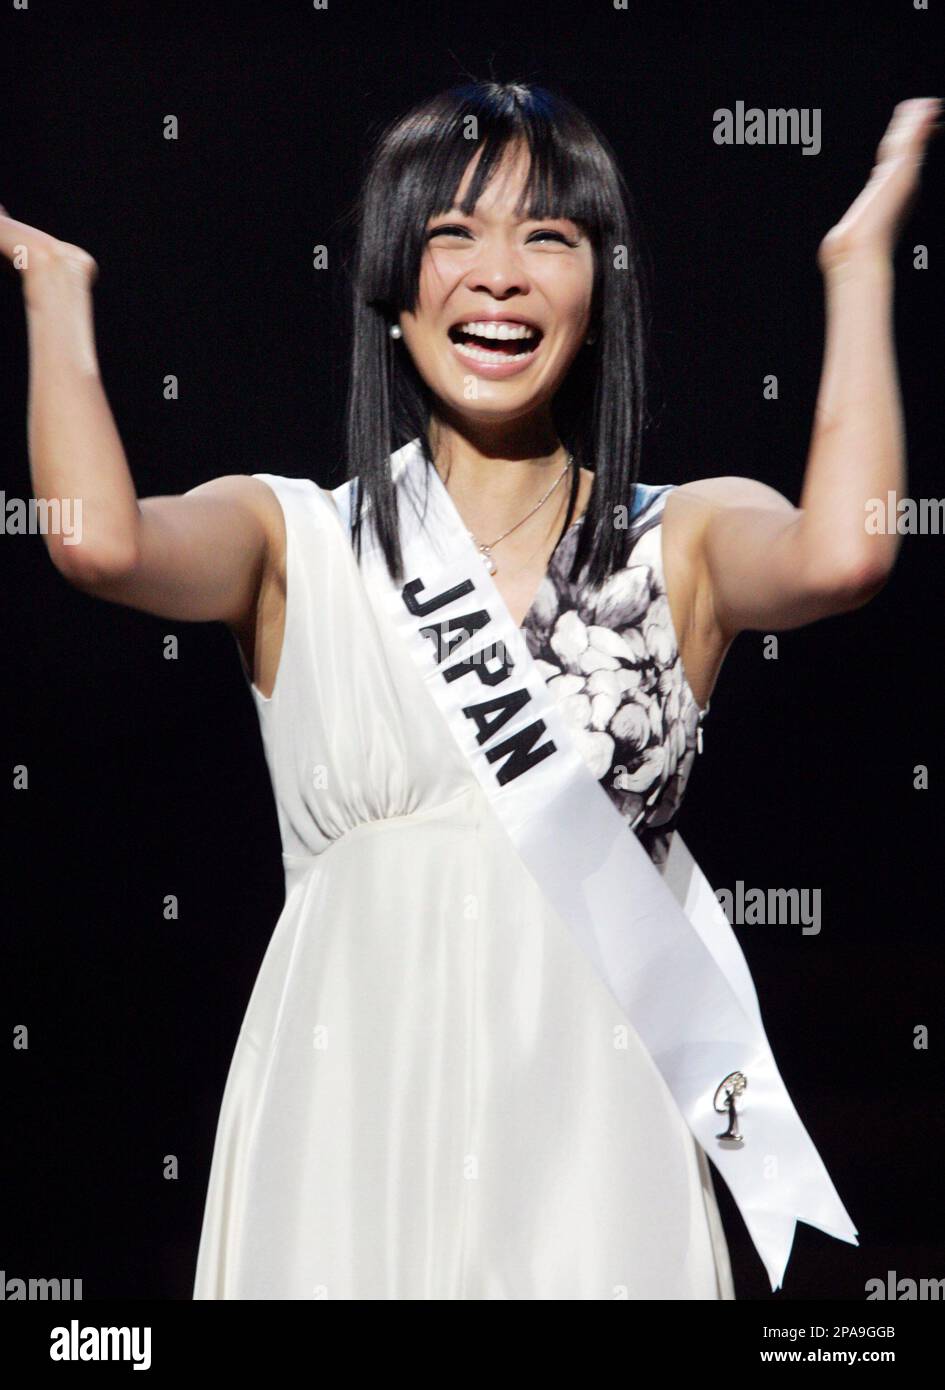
[389,323,402,340]
[585,333,596,345]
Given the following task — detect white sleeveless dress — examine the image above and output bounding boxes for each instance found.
[192,468,735,1300]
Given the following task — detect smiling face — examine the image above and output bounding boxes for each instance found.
[398,140,596,428]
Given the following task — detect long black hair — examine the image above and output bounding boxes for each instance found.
[342,79,651,590]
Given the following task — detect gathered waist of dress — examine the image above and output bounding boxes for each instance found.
[278,783,485,872]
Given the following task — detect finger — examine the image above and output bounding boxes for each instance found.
[877,97,941,161]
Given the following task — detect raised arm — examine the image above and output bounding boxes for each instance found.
[1,209,283,631]
[690,97,940,639]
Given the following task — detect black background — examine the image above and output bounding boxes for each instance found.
[1,0,942,1302]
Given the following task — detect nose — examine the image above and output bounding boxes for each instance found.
[465,235,530,300]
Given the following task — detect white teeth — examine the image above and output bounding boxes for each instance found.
[457,320,537,340]
[452,340,537,364]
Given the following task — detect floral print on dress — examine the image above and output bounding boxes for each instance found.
[522,484,707,871]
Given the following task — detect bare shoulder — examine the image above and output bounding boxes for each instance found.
[183,477,289,686]
[185,472,287,542]
[666,475,797,518]
[658,476,799,709]
[666,474,798,511]
[656,480,755,710]
[661,475,797,582]
[190,473,288,595]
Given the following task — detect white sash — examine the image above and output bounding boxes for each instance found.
[331,438,858,1292]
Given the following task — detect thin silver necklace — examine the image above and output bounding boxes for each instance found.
[461,455,574,575]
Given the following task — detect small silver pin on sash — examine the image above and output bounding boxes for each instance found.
[713,1070,748,1145]
[695,700,710,755]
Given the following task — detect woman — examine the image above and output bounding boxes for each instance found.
[3,82,937,1300]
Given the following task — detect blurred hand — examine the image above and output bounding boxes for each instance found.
[817,97,941,273]
[0,204,99,304]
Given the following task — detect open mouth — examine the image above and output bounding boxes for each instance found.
[447,319,544,364]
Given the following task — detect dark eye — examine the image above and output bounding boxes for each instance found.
[527,230,576,245]
[426,225,578,246]
[427,224,471,240]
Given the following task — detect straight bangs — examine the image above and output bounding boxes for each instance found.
[343,81,650,590]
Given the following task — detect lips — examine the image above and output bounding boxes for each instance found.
[447,317,544,359]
